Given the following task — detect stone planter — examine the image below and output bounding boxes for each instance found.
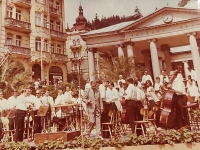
[65,143,200,150]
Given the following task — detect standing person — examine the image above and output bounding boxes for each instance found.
[7,89,19,130]
[33,90,42,134]
[168,71,188,129]
[42,89,54,125]
[187,67,198,83]
[64,86,72,103]
[117,75,126,87]
[187,79,199,103]
[159,70,169,87]
[123,77,143,133]
[82,81,103,138]
[85,78,91,91]
[14,88,36,142]
[54,88,65,118]
[141,70,153,86]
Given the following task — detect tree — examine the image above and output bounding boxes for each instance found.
[0,58,33,98]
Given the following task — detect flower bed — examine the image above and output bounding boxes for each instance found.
[1,126,200,150]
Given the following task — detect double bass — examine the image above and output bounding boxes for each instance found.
[159,70,179,129]
[121,97,129,124]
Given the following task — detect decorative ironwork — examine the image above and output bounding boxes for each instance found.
[49,6,60,15]
[4,45,30,55]
[35,1,48,13]
[51,53,68,62]
[5,18,31,31]
[50,29,67,40]
[14,0,31,6]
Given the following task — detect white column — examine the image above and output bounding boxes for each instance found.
[127,44,133,57]
[183,61,189,79]
[149,39,160,79]
[188,32,200,88]
[118,45,124,57]
[88,49,95,81]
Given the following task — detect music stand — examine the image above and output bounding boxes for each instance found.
[37,105,49,117]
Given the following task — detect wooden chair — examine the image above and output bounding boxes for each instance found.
[101,110,114,138]
[1,117,15,142]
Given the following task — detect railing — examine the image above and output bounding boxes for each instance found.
[50,29,67,40]
[14,0,31,6]
[5,18,31,30]
[51,53,68,61]
[4,45,30,56]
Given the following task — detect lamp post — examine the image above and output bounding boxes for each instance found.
[41,22,50,82]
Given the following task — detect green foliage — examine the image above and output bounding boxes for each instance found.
[67,72,86,89]
[36,138,66,150]
[0,59,33,98]
[97,56,134,82]
[0,141,30,150]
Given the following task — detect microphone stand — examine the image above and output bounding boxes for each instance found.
[77,47,88,149]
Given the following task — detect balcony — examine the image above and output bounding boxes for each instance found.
[4,45,31,57]
[4,18,31,33]
[31,50,52,63]
[14,0,31,8]
[50,29,67,41]
[51,53,68,62]
[49,7,61,18]
[71,69,83,74]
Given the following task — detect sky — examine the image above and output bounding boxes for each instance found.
[64,0,181,28]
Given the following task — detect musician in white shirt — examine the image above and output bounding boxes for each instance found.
[141,70,153,86]
[187,79,199,102]
[64,86,72,103]
[188,67,197,82]
[0,91,8,111]
[33,90,43,134]
[159,70,169,86]
[55,88,65,118]
[117,75,126,87]
[7,89,19,130]
[124,77,143,133]
[169,71,188,129]
[14,88,36,142]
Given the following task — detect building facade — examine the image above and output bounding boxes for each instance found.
[81,0,200,86]
[0,0,67,85]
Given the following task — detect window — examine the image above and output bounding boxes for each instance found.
[35,37,41,50]
[35,12,41,26]
[56,2,60,12]
[6,33,12,45]
[35,0,46,3]
[56,22,60,31]
[50,20,54,30]
[16,35,21,46]
[44,39,48,51]
[16,10,21,20]
[7,7,12,18]
[57,44,63,54]
[73,52,80,58]
[43,15,48,28]
[51,44,55,53]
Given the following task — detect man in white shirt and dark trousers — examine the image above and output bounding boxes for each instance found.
[169,71,188,129]
[14,87,36,142]
[7,89,19,130]
[124,77,143,134]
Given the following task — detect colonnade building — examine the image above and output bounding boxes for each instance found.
[80,1,200,86]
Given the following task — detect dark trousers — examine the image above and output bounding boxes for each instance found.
[127,100,143,133]
[171,94,188,129]
[14,109,26,142]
